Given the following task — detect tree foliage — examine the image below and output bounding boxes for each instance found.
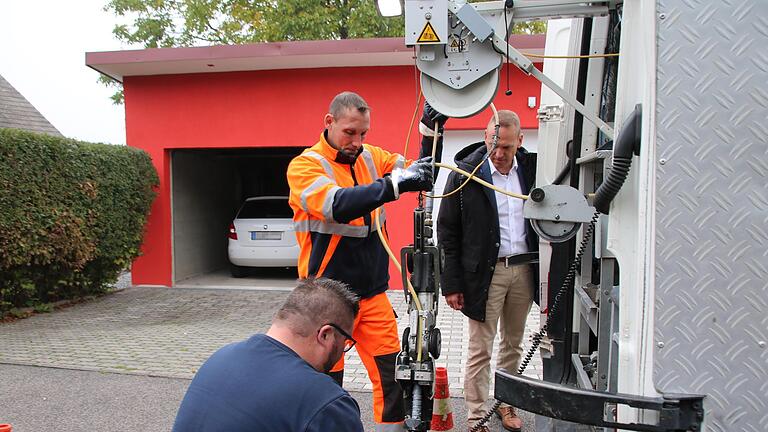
[101,0,545,103]
[512,21,547,35]
[106,0,404,47]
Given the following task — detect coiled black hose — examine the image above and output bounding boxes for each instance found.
[594,104,642,214]
[517,211,599,374]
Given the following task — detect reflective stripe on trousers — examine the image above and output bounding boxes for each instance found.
[375,422,405,431]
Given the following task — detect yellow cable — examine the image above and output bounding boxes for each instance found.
[427,155,486,199]
[435,162,529,200]
[427,102,528,199]
[373,207,424,362]
[388,98,531,364]
[426,103,496,200]
[383,101,529,365]
[378,84,424,363]
[430,120,439,170]
[521,51,620,59]
[403,92,423,159]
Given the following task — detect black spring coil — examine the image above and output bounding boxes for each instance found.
[469,399,504,432]
[518,210,599,374]
[594,157,631,215]
[469,211,600,432]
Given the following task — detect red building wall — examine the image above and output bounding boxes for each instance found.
[124,63,542,287]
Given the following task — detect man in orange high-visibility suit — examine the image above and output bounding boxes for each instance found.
[287,91,435,432]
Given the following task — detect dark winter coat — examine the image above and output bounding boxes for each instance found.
[437,142,538,322]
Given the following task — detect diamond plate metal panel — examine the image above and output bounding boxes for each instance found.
[655,1,768,431]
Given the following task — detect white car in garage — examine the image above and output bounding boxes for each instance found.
[227,196,299,277]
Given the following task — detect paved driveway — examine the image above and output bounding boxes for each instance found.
[0,287,282,378]
[0,286,541,395]
[0,283,551,431]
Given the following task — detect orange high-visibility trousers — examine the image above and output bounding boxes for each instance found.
[331,291,404,427]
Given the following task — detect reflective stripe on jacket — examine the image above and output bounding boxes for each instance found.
[287,132,407,298]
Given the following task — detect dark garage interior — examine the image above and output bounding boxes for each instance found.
[170,147,304,284]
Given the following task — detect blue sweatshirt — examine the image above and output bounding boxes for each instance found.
[173,334,364,432]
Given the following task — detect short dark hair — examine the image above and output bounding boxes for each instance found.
[329,91,370,119]
[275,278,360,337]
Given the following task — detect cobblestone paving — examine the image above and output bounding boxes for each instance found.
[0,286,542,396]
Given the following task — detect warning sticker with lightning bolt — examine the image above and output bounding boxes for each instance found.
[417,21,440,43]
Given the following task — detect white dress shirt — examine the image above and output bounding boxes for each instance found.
[489,158,528,257]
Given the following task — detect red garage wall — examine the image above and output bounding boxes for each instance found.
[125,63,542,287]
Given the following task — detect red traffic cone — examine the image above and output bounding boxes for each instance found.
[431,367,454,431]
[0,424,12,432]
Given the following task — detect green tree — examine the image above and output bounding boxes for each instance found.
[102,0,544,103]
[512,21,546,35]
[106,0,404,47]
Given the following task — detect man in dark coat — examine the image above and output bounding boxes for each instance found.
[437,110,538,432]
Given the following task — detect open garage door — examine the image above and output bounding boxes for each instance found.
[170,147,303,286]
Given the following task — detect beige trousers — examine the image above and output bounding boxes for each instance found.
[465,264,534,423]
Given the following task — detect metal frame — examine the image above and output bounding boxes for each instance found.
[442,0,616,140]
[495,372,704,432]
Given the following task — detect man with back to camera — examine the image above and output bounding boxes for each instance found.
[286,91,437,431]
[172,277,364,432]
[437,110,538,432]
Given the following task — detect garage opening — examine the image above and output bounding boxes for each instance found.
[170,147,303,286]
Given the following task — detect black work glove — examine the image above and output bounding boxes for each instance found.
[391,157,434,197]
[419,101,448,168]
[420,101,449,135]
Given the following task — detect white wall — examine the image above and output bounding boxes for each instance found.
[171,151,240,282]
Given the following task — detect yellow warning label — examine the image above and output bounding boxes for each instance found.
[417,21,440,43]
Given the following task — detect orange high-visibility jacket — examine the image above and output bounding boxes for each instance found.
[287,132,407,299]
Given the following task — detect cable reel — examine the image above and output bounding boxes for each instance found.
[409,0,507,118]
[524,185,595,243]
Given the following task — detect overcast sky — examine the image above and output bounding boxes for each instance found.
[0,1,140,145]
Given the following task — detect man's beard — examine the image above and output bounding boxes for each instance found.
[341,146,363,160]
[322,349,340,374]
[334,146,363,165]
[341,148,358,157]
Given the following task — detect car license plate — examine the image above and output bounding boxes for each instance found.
[252,231,281,240]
